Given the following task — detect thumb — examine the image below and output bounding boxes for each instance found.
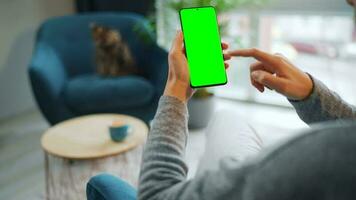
[251,70,286,93]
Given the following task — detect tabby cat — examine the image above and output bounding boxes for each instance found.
[91,23,138,76]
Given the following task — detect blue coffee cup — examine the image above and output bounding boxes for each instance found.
[109,125,131,142]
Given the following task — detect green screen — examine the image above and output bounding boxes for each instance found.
[180,7,227,88]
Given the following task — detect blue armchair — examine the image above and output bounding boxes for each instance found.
[29,13,168,125]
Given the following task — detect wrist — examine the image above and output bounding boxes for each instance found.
[301,73,314,100]
[292,73,314,101]
[164,81,190,103]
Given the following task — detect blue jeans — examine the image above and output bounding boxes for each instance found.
[86,173,137,200]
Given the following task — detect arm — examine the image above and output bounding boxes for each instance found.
[29,43,67,96]
[138,95,189,200]
[228,48,356,125]
[133,17,168,96]
[289,75,356,124]
[138,31,192,199]
[29,43,73,124]
[147,46,168,95]
[138,32,233,200]
[138,96,247,200]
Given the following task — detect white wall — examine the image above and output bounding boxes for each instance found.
[0,0,74,120]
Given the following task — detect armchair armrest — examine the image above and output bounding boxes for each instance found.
[30,43,67,95]
[146,45,168,96]
[29,43,73,124]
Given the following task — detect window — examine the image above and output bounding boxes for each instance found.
[216,13,356,106]
[156,0,356,106]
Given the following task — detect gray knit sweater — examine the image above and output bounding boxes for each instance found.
[138,77,356,200]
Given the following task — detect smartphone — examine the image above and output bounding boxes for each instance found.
[179,6,227,88]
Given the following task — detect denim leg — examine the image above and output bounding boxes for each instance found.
[86,173,137,200]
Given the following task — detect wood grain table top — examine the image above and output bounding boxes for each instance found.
[41,114,148,160]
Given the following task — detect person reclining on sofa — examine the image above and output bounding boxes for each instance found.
[136,29,356,200]
[87,1,356,199]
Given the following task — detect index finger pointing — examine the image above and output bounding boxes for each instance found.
[228,48,276,65]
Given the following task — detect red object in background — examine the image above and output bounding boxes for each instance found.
[290,41,338,58]
[290,42,318,55]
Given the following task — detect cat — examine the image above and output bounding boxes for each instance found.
[90,23,138,76]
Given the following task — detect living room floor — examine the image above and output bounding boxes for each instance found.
[0,98,307,200]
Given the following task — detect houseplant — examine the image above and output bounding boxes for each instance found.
[188,88,215,129]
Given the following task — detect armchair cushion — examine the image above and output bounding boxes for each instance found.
[64,74,154,113]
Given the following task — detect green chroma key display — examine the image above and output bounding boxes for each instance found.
[180,6,227,88]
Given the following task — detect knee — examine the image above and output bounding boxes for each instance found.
[87,173,137,200]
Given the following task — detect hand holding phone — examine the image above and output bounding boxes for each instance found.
[164,31,230,103]
[180,6,228,88]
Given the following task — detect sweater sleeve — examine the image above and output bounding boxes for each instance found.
[138,96,248,200]
[138,95,189,200]
[289,76,356,125]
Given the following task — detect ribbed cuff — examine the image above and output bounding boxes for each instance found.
[288,75,322,111]
[159,95,189,117]
[151,95,189,146]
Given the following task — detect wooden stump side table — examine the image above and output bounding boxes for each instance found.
[41,114,148,200]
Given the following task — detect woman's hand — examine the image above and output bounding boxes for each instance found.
[164,31,231,103]
[229,48,313,101]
